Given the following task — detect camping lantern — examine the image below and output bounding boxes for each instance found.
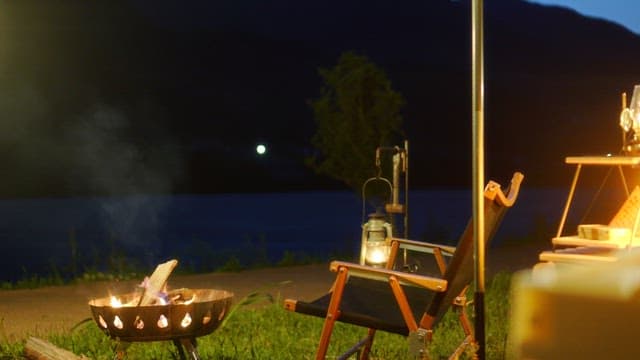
[620,84,640,154]
[360,211,393,266]
[359,142,408,267]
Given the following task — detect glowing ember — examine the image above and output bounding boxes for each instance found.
[179,293,196,305]
[181,313,192,328]
[185,294,196,305]
[157,314,169,328]
[113,315,124,329]
[107,290,173,308]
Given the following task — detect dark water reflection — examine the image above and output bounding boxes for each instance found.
[0,188,573,282]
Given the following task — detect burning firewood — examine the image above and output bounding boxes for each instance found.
[136,259,178,306]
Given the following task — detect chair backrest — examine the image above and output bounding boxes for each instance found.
[425,172,523,324]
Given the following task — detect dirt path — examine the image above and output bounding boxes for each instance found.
[0,243,546,342]
[0,264,335,342]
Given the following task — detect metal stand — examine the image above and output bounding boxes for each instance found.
[113,338,200,360]
[174,338,200,360]
[360,141,409,267]
[375,141,409,239]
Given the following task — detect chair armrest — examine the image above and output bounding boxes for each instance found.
[390,237,456,256]
[485,171,524,207]
[329,261,448,292]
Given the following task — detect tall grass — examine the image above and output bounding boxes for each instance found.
[41,302,412,360]
[0,273,513,359]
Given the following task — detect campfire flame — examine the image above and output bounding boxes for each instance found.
[107,283,190,308]
[110,296,123,308]
[107,291,193,308]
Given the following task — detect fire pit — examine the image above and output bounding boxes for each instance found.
[89,288,233,340]
[88,260,234,360]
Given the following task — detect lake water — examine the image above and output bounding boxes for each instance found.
[0,188,571,282]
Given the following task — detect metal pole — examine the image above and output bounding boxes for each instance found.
[472,0,486,359]
[404,140,409,239]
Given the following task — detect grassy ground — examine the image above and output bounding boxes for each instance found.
[0,272,513,360]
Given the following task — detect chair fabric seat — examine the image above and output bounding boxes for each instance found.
[293,276,434,335]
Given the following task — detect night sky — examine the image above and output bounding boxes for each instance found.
[1,0,639,198]
[530,0,640,34]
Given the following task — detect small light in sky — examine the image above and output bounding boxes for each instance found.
[256,144,267,155]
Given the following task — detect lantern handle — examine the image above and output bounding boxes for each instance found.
[374,153,383,179]
[361,176,393,224]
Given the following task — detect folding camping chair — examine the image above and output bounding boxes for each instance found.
[284,172,523,360]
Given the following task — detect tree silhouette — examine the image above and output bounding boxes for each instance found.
[307,51,405,192]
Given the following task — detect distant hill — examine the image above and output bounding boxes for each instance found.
[0,0,639,197]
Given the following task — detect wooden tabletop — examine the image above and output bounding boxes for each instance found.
[565,155,640,166]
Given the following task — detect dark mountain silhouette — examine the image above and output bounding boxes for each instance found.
[0,0,639,197]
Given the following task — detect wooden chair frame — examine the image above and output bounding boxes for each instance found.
[284,172,523,360]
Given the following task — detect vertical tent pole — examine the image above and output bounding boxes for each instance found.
[471,0,486,359]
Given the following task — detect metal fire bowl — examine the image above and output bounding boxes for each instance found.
[89,289,234,342]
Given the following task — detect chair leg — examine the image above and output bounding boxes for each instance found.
[458,308,473,339]
[358,328,376,360]
[316,267,349,360]
[449,299,478,359]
